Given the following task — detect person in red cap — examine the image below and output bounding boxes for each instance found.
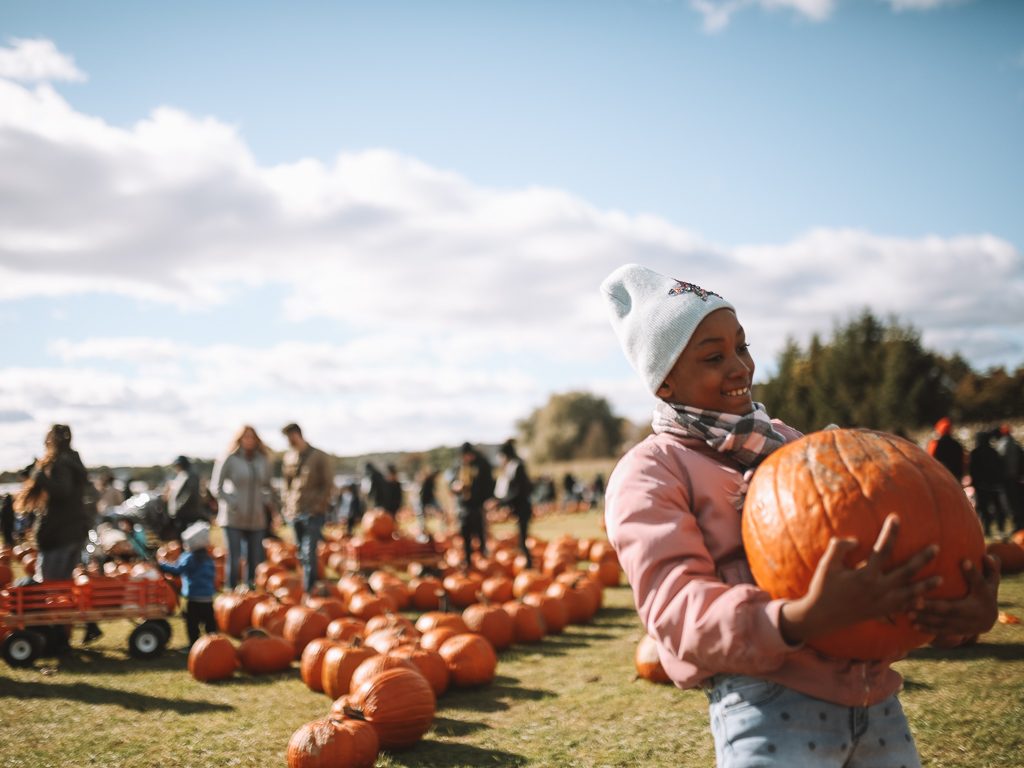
[927,417,965,481]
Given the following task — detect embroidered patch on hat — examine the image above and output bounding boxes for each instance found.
[668,280,721,301]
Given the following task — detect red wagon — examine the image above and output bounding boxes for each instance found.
[0,577,178,667]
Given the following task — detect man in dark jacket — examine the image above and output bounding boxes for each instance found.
[928,417,965,481]
[452,442,494,569]
[492,440,533,568]
[970,430,1007,537]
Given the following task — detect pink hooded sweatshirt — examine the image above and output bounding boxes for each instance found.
[605,423,904,708]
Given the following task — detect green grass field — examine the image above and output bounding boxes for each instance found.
[2,510,1022,767]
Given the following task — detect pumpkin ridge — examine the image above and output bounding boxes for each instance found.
[885,431,944,548]
[830,429,874,511]
[775,452,818,578]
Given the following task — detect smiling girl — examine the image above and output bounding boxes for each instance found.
[600,264,998,768]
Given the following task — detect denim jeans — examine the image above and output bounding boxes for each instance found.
[706,675,921,768]
[223,526,264,589]
[37,540,83,582]
[292,514,324,594]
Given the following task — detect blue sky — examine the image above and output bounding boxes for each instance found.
[1,0,1022,468]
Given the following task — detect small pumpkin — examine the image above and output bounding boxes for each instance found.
[522,592,568,635]
[635,635,670,684]
[300,637,338,692]
[283,606,331,658]
[408,577,443,611]
[391,645,451,697]
[321,640,378,700]
[251,598,290,636]
[462,603,514,651]
[987,541,1024,574]
[347,591,391,621]
[438,633,498,687]
[442,574,480,609]
[362,510,396,541]
[349,654,420,693]
[237,628,295,674]
[512,569,552,598]
[326,617,367,644]
[341,667,436,750]
[188,633,238,682]
[286,717,379,768]
[502,600,546,644]
[419,627,460,652]
[414,611,468,636]
[480,576,514,603]
[213,589,263,638]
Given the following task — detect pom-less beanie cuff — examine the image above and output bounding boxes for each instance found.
[600,264,734,394]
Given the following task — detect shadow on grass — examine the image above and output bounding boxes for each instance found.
[907,641,1024,663]
[0,679,235,714]
[384,739,527,767]
[430,716,490,737]
[441,674,555,714]
[50,648,190,675]
[901,678,933,692]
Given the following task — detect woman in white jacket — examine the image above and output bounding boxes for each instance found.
[210,425,274,589]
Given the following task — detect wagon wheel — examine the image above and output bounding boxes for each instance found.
[152,619,173,644]
[2,630,44,667]
[128,621,168,659]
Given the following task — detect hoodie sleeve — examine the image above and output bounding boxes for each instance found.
[605,442,797,677]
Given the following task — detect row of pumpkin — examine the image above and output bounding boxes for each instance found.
[181,532,622,766]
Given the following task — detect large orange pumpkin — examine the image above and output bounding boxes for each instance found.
[341,667,437,750]
[286,717,379,768]
[349,654,419,693]
[502,600,546,644]
[188,634,238,682]
[742,428,985,661]
[462,603,514,651]
[326,617,367,644]
[214,590,263,638]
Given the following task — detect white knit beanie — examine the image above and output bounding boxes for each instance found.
[600,264,734,394]
[181,521,211,552]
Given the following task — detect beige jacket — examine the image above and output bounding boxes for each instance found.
[282,445,332,520]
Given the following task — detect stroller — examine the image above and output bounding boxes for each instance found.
[87,492,177,568]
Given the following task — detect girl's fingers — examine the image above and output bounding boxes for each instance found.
[886,543,939,583]
[869,514,900,565]
[820,537,859,574]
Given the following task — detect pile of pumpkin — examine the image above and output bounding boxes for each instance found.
[183,529,623,765]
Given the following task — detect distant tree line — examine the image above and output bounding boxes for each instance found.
[755,310,1024,434]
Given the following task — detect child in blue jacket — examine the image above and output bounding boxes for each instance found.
[158,521,217,648]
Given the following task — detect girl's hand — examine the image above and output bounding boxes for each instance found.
[779,515,941,645]
[909,554,1000,638]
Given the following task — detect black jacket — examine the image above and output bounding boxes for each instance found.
[457,452,494,514]
[496,461,533,519]
[933,434,964,479]
[33,450,90,550]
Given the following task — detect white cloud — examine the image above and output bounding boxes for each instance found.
[690,0,836,33]
[0,64,1022,469]
[0,38,86,83]
[886,0,966,11]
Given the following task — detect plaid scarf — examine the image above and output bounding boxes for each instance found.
[652,400,786,470]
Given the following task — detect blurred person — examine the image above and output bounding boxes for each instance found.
[928,417,965,481]
[993,424,1024,532]
[1,492,14,548]
[95,472,123,515]
[158,521,216,648]
[167,455,204,537]
[339,481,365,537]
[590,473,606,510]
[970,430,1007,537]
[415,467,443,539]
[379,464,403,516]
[281,423,333,594]
[492,440,533,568]
[16,424,98,647]
[211,425,274,589]
[451,442,494,568]
[562,472,580,512]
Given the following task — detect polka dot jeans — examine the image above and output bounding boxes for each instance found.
[706,675,921,768]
